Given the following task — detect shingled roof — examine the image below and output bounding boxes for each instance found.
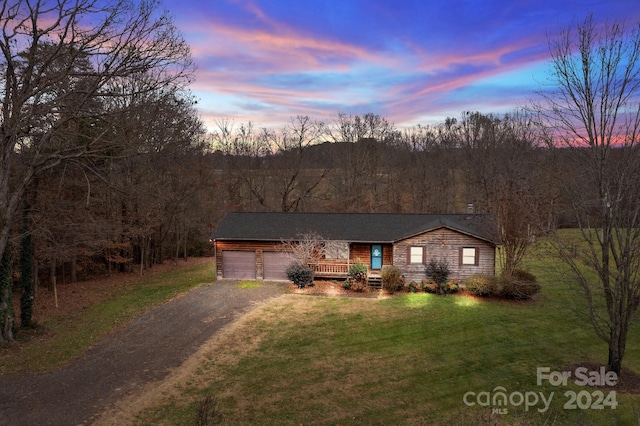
[211,212,497,244]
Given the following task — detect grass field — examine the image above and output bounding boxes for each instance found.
[134,252,640,425]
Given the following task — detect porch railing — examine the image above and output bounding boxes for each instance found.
[309,262,350,277]
[309,262,382,288]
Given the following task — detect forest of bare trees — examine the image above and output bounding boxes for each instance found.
[0,0,212,341]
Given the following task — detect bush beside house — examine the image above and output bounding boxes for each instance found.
[286,263,314,288]
[347,260,368,292]
[464,270,540,300]
[381,265,403,294]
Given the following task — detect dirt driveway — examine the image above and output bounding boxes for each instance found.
[0,280,287,426]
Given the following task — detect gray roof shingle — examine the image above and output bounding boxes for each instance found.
[211,212,497,244]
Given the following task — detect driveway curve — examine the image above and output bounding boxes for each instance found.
[0,280,287,426]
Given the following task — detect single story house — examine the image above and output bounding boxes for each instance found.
[210,211,497,283]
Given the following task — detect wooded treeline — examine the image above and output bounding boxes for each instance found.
[12,106,567,286]
[210,111,554,218]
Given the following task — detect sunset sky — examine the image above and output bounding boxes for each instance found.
[162,0,640,130]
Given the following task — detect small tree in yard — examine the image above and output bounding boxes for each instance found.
[425,259,451,294]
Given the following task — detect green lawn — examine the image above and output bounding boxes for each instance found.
[135,252,640,425]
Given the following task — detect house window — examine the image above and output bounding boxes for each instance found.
[461,247,478,265]
[409,246,424,264]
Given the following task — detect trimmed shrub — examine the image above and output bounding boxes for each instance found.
[286,262,314,288]
[464,275,501,297]
[422,279,438,294]
[348,260,368,292]
[499,270,540,300]
[464,272,540,300]
[444,280,460,294]
[422,279,459,294]
[348,260,368,280]
[381,265,403,293]
[425,259,451,294]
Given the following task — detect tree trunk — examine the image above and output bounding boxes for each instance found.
[140,240,144,276]
[20,208,34,328]
[107,249,112,277]
[0,248,14,343]
[608,329,624,375]
[608,303,630,375]
[183,231,188,261]
[71,237,77,283]
[49,255,56,292]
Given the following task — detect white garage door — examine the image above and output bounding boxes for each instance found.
[222,251,256,279]
[263,252,294,280]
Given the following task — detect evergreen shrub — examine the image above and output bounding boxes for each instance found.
[286,262,314,288]
[348,260,368,292]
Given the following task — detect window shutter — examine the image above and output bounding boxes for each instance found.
[458,247,463,266]
[474,247,480,266]
[422,246,427,264]
[407,246,411,264]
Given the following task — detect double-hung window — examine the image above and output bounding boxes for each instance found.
[460,247,478,266]
[409,246,424,264]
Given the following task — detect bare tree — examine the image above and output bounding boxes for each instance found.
[536,15,640,374]
[211,119,272,210]
[0,0,193,341]
[457,111,544,276]
[212,116,327,212]
[267,115,328,211]
[396,123,458,213]
[327,113,396,211]
[280,231,326,266]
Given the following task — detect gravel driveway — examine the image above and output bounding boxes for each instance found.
[0,280,287,426]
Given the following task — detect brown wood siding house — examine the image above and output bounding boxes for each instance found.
[210,212,497,283]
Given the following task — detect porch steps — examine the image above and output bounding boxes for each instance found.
[368,276,382,289]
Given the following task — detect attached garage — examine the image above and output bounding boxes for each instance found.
[263,252,294,280]
[222,251,256,279]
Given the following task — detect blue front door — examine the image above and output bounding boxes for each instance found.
[371,245,382,270]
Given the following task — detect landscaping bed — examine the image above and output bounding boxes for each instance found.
[290,280,381,297]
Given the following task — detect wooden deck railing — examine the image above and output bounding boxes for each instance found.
[309,262,350,277]
[309,262,382,285]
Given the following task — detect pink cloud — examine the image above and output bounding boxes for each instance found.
[183,0,615,131]
[189,23,394,75]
